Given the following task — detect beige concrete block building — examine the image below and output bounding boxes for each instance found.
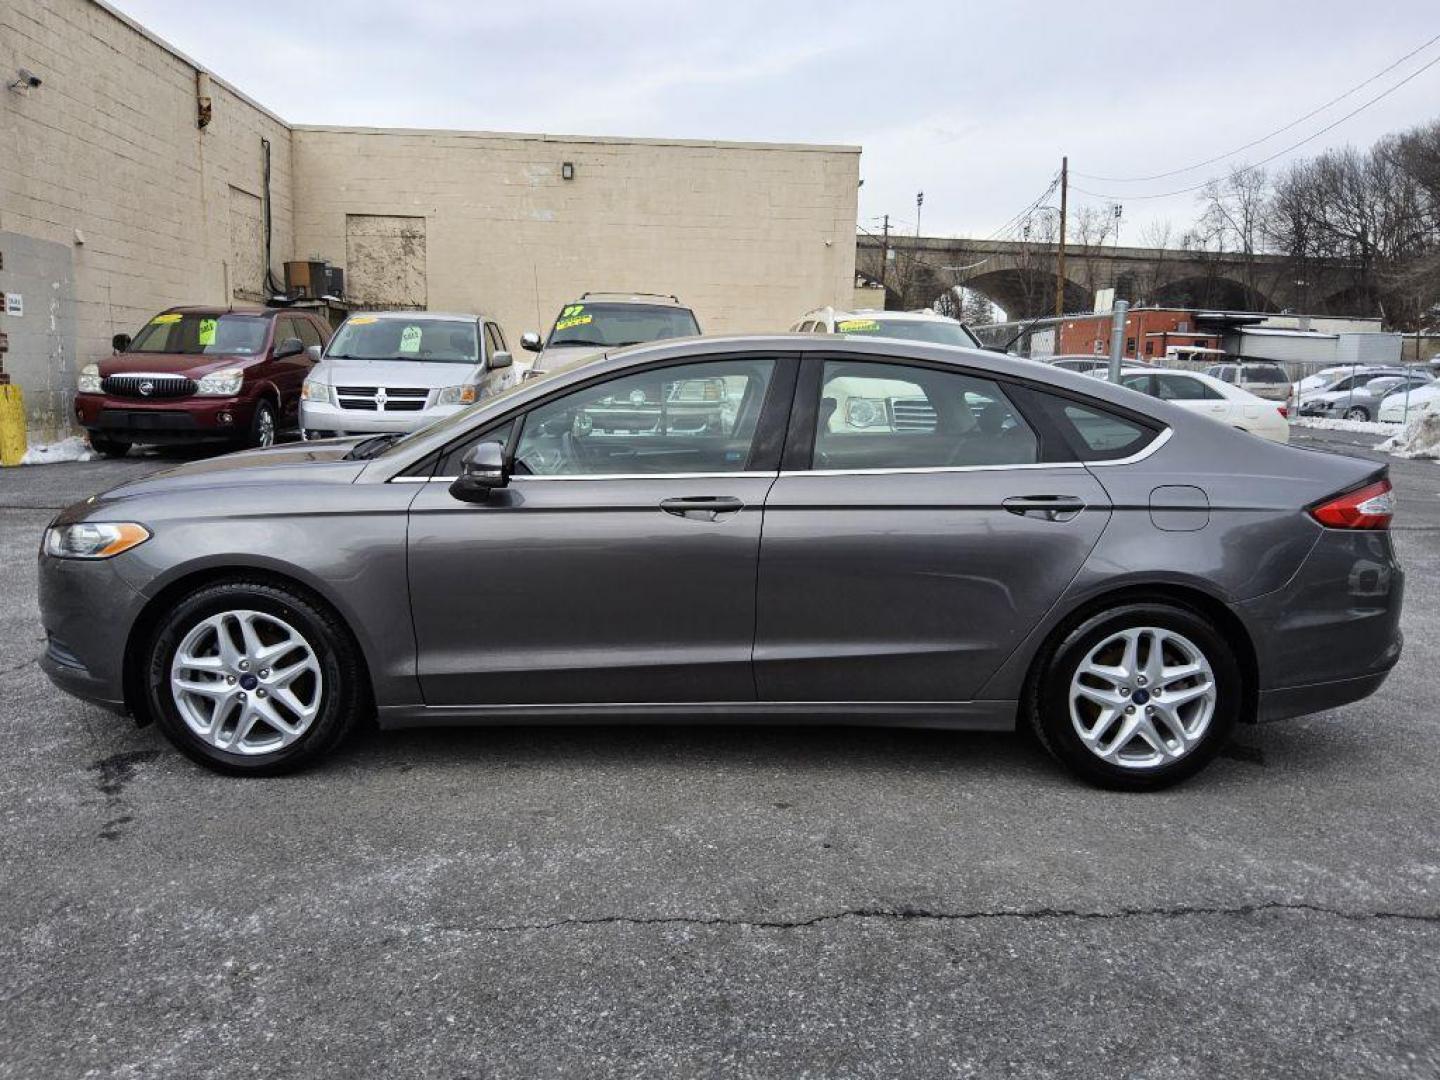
[0,0,859,440]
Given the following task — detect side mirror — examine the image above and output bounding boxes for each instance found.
[489,350,513,370]
[305,344,323,363]
[112,333,131,353]
[448,440,509,502]
[520,331,543,353]
[274,336,305,359]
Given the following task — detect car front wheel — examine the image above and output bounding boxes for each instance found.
[1028,602,1240,790]
[89,434,131,458]
[144,580,366,774]
[1344,406,1370,422]
[246,400,277,448]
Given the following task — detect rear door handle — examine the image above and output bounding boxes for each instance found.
[1002,495,1086,522]
[659,495,745,521]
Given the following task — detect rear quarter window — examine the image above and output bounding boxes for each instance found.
[1014,387,1161,462]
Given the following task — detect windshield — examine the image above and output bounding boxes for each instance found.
[128,313,267,355]
[833,317,980,348]
[328,316,479,364]
[546,303,699,348]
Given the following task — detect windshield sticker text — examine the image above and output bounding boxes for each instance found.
[837,319,881,333]
[198,318,217,346]
[399,325,423,353]
[151,313,182,325]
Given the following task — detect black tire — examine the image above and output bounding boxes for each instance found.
[1027,601,1240,791]
[1344,406,1370,422]
[143,579,367,775]
[245,399,277,449]
[89,434,131,459]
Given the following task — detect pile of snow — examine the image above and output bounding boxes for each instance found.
[1290,416,1402,436]
[1378,411,1440,460]
[20,435,94,465]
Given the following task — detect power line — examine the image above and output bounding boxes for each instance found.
[1070,48,1440,202]
[1074,30,1440,183]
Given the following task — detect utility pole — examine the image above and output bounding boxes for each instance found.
[879,213,890,303]
[1054,156,1068,318]
[916,191,924,239]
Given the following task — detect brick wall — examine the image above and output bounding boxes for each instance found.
[291,127,859,341]
[0,0,292,436]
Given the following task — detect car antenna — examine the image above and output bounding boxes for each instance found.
[998,311,1055,354]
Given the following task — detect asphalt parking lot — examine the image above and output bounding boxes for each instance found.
[1,430,1437,1079]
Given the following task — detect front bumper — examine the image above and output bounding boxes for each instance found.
[37,550,148,714]
[75,392,255,443]
[301,400,464,435]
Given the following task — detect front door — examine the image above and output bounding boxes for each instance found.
[406,354,790,705]
[756,356,1113,703]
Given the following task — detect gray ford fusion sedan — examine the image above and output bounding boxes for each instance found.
[38,335,1403,789]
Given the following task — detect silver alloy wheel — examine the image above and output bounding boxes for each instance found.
[256,406,276,447]
[170,609,323,755]
[1068,626,1216,770]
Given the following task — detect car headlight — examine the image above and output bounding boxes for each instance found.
[844,397,888,428]
[44,522,151,559]
[77,364,102,394]
[195,366,244,396]
[437,384,478,405]
[301,378,336,405]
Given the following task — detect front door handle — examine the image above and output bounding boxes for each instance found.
[1002,495,1086,522]
[659,495,745,521]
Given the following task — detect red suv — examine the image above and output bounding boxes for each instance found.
[74,306,331,457]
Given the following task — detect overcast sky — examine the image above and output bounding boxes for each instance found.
[116,0,1440,244]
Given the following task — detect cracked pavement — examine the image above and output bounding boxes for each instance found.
[1,429,1437,1078]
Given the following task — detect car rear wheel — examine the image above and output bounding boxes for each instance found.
[144,580,366,774]
[246,400,277,448]
[1028,602,1239,790]
[89,434,131,459]
[1344,406,1370,422]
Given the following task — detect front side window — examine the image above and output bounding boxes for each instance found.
[328,317,478,364]
[128,313,268,356]
[811,360,1038,470]
[513,358,775,476]
[545,303,700,350]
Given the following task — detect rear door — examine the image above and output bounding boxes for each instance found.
[406,353,794,705]
[755,355,1115,703]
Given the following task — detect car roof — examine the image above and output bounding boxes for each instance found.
[346,310,483,323]
[569,293,690,308]
[162,305,272,317]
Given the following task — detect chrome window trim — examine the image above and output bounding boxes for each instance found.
[1087,425,1173,466]
[392,470,779,484]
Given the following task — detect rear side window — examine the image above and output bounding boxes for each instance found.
[1247,365,1288,384]
[810,360,1039,470]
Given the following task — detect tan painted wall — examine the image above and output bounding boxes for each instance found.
[0,0,292,436]
[291,127,859,341]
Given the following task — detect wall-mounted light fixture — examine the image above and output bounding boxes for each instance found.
[7,68,42,92]
[561,162,575,181]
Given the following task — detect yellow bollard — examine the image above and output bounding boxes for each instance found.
[0,383,26,466]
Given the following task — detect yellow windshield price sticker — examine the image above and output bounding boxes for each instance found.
[560,305,585,319]
[151,313,183,325]
[836,319,881,333]
[399,325,423,353]
[349,316,378,326]
[198,318,217,345]
[555,314,592,331]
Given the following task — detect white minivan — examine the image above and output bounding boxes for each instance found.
[301,311,512,439]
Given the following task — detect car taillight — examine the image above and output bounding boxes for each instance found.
[1310,479,1394,530]
[1276,404,1289,419]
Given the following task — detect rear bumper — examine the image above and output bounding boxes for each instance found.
[75,392,255,443]
[1257,665,1397,724]
[1240,527,1404,719]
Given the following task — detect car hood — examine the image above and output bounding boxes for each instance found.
[313,357,480,388]
[77,439,369,511]
[101,352,258,377]
[535,344,607,371]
